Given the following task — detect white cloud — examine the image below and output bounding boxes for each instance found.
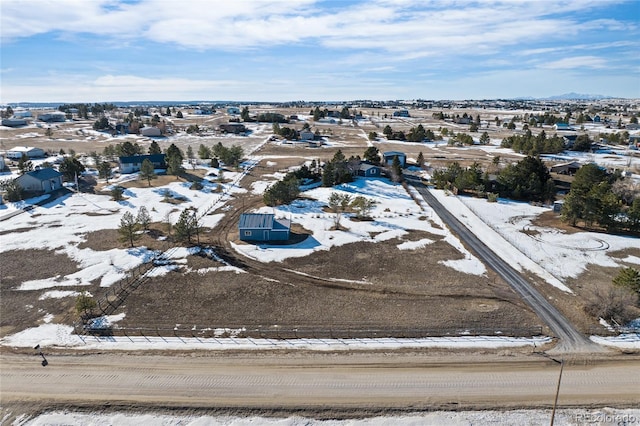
[541,56,607,70]
[1,0,632,56]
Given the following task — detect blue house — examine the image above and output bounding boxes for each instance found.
[358,163,381,177]
[119,154,166,174]
[239,213,291,242]
[383,151,406,168]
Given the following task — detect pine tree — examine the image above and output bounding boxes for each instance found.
[148,140,162,155]
[613,267,640,293]
[17,154,33,175]
[198,144,211,159]
[118,211,140,247]
[139,158,157,186]
[186,145,194,160]
[97,161,112,182]
[173,208,199,244]
[416,152,425,168]
[137,206,152,231]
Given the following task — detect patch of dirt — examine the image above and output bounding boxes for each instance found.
[530,211,581,234]
[0,249,88,336]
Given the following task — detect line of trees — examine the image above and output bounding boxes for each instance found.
[561,163,640,233]
[432,156,555,202]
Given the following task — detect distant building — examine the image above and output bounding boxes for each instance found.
[15,168,63,194]
[140,126,162,137]
[383,151,407,168]
[219,123,246,134]
[299,130,315,141]
[227,107,240,115]
[1,118,28,127]
[37,112,66,123]
[550,161,581,175]
[393,109,410,117]
[118,154,166,174]
[238,213,291,242]
[13,110,32,118]
[6,146,45,159]
[554,122,573,131]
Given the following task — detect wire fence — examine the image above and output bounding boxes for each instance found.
[75,323,545,340]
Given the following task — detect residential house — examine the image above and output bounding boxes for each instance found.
[550,161,581,175]
[299,130,315,141]
[383,151,407,168]
[358,163,381,177]
[6,146,45,159]
[227,107,240,115]
[554,122,573,131]
[393,109,410,117]
[1,118,28,127]
[238,213,291,242]
[626,123,640,131]
[37,112,66,123]
[141,126,162,137]
[13,110,32,118]
[16,168,63,194]
[219,123,247,134]
[118,154,166,174]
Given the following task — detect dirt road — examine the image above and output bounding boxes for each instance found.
[1,352,638,414]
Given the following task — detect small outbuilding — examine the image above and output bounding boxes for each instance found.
[383,151,407,168]
[238,213,291,242]
[15,168,63,194]
[118,154,166,174]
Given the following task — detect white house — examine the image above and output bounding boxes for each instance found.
[15,168,63,193]
[6,146,46,159]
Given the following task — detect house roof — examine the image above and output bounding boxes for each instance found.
[119,154,166,164]
[551,161,581,170]
[9,146,41,153]
[21,168,62,181]
[239,213,275,229]
[359,163,380,171]
[238,213,291,231]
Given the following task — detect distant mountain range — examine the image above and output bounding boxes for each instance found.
[539,93,613,100]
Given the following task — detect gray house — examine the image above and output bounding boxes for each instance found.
[238,213,291,242]
[16,168,63,194]
[383,151,406,168]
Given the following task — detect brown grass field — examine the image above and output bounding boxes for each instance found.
[1,108,637,340]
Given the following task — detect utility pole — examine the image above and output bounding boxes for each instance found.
[550,359,564,426]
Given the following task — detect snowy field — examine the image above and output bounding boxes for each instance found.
[11,408,640,426]
[1,144,639,350]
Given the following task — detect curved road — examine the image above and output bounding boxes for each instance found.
[405,177,595,352]
[1,354,637,411]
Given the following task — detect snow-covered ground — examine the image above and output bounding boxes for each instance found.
[11,408,640,426]
[1,145,639,351]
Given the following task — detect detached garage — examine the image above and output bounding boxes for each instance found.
[238,213,291,242]
[6,146,45,159]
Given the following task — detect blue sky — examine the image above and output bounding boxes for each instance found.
[1,0,639,103]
